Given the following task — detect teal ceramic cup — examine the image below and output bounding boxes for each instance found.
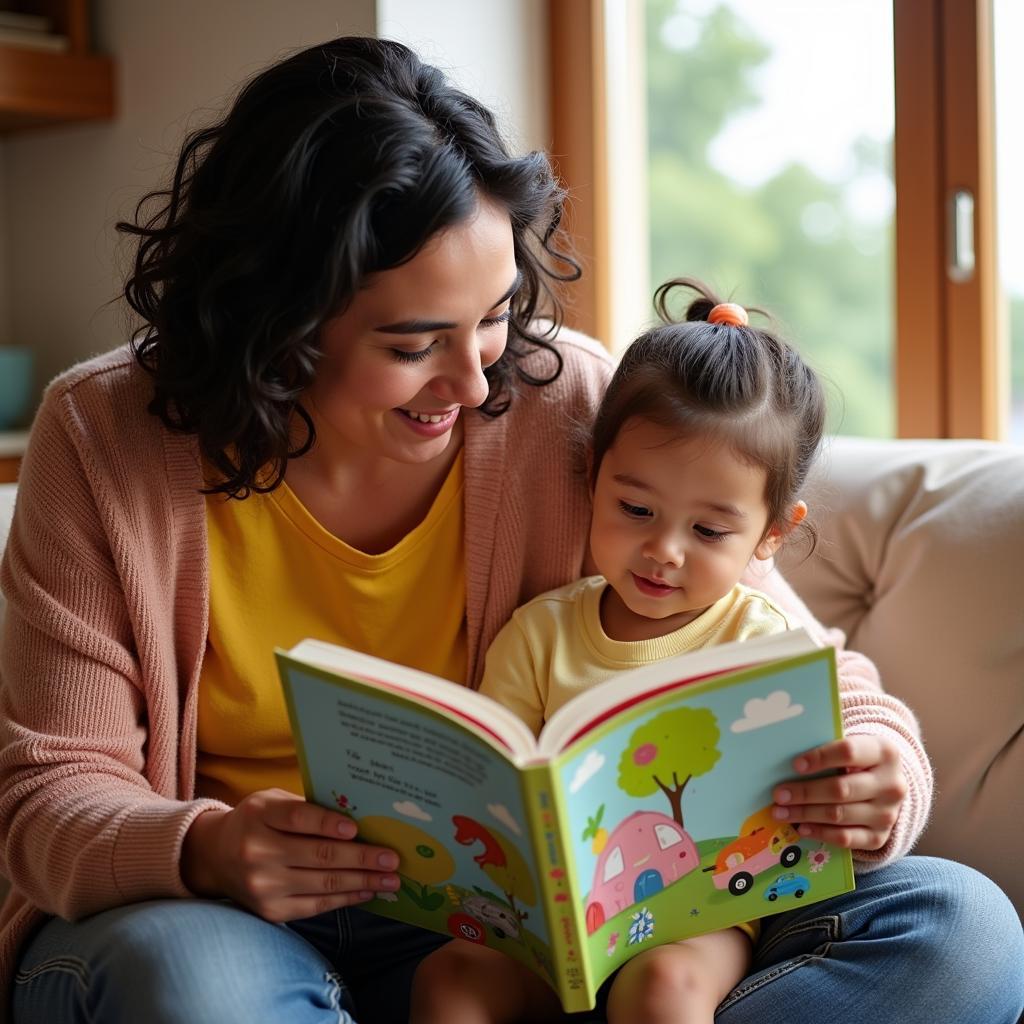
[0,347,34,430]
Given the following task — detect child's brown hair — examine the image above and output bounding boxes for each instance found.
[591,278,826,544]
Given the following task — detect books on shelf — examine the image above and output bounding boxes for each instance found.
[277,627,854,1012]
[0,10,68,53]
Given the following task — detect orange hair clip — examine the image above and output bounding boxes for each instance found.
[707,302,749,327]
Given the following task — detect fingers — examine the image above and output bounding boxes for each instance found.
[275,832,401,874]
[772,735,908,851]
[255,789,360,840]
[789,736,896,775]
[216,790,405,921]
[773,764,903,813]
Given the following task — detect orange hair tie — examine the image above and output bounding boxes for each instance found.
[707,302,749,327]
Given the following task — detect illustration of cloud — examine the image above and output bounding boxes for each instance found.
[569,751,605,794]
[730,690,804,733]
[392,800,433,821]
[487,803,522,836]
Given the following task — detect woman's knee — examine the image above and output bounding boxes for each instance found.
[868,857,1024,1018]
[15,899,349,1024]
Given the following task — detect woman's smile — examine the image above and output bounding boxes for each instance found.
[395,406,461,437]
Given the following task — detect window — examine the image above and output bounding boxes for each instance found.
[602,846,624,882]
[654,822,683,849]
[994,0,1023,441]
[646,0,895,437]
[548,0,1009,440]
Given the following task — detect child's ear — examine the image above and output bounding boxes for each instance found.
[754,501,808,560]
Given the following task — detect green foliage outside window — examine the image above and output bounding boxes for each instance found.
[646,1,893,437]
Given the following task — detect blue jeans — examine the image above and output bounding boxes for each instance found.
[11,902,446,1023]
[12,858,1024,1023]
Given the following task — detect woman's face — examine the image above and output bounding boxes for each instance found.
[306,197,518,468]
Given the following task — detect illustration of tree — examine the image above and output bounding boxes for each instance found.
[617,707,721,828]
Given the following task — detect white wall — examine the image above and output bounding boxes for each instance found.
[377,0,549,154]
[2,0,376,395]
[0,0,549,400]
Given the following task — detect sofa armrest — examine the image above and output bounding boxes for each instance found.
[780,437,1023,914]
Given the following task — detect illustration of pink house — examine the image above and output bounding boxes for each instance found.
[585,811,699,934]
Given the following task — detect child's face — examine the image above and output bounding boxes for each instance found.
[590,419,782,642]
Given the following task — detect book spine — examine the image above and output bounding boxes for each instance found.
[522,764,594,1013]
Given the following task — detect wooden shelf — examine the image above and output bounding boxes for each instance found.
[0,1,114,133]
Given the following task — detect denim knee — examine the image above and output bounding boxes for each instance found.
[13,900,354,1024]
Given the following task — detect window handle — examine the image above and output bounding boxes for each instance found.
[948,188,975,283]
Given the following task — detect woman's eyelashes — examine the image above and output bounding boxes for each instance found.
[480,310,511,327]
[388,311,511,362]
[390,345,434,364]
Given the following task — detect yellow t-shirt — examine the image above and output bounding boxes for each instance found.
[197,452,467,805]
[478,575,788,945]
[478,576,794,736]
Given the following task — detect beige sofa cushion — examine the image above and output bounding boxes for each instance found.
[781,437,1024,913]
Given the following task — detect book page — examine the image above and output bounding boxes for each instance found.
[280,659,561,988]
[547,648,853,987]
[289,638,538,756]
[538,628,818,756]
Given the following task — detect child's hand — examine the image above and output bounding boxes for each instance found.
[771,736,908,851]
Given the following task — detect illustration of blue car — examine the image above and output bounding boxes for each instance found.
[764,873,810,901]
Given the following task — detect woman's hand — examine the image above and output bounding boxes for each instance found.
[771,736,908,851]
[181,788,401,921]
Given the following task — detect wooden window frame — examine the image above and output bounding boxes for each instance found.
[548,0,1005,439]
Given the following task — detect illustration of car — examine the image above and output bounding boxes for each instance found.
[764,873,810,901]
[585,811,699,934]
[712,805,803,896]
[460,894,521,939]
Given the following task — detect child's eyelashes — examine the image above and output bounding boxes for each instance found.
[617,499,652,519]
[617,501,729,543]
[694,524,728,543]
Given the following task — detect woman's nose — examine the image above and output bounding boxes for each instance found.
[432,336,494,408]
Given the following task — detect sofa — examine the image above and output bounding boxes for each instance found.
[0,436,1021,919]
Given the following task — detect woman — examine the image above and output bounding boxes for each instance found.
[0,36,1020,1024]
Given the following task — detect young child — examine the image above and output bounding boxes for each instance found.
[410,278,826,1024]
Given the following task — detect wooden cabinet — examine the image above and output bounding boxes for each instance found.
[0,1,114,132]
[0,434,27,482]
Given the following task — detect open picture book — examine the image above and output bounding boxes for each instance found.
[276,628,855,1013]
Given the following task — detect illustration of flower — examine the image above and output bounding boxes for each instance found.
[627,907,655,945]
[808,845,831,873]
[606,931,620,956]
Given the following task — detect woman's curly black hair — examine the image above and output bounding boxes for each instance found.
[118,37,579,497]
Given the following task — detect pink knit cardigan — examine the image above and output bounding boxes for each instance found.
[0,337,932,1007]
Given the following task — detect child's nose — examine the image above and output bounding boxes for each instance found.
[646,530,686,568]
